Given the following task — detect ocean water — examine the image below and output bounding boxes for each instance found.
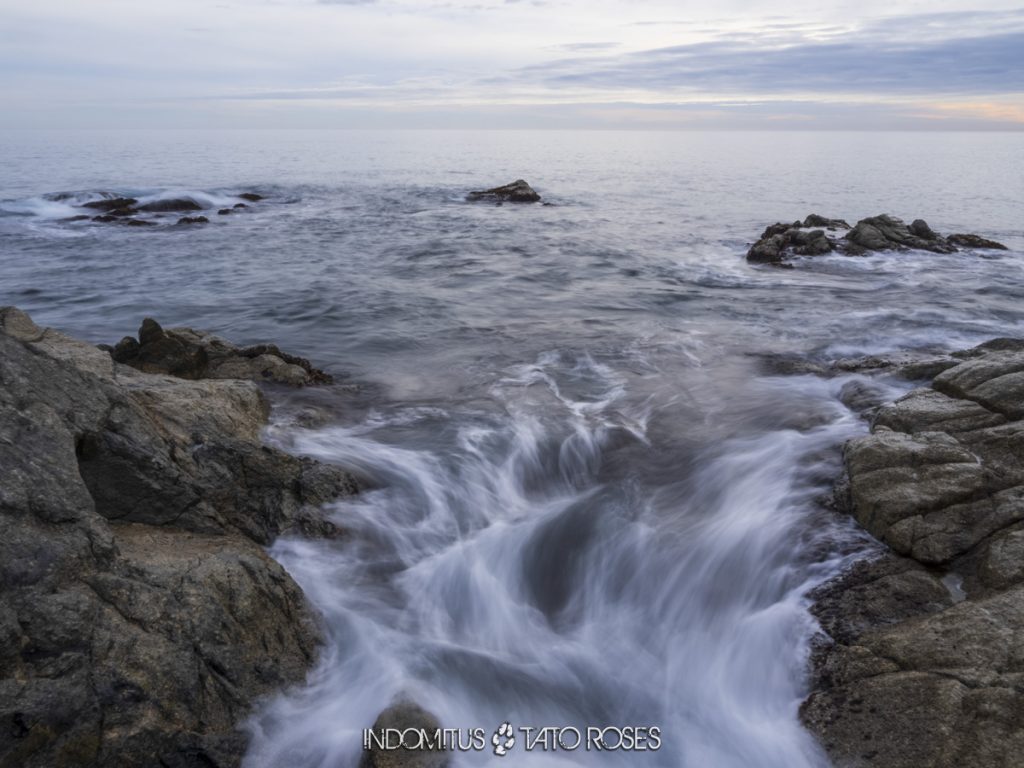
[2,129,1023,767]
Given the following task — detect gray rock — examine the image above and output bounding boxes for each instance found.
[360,700,451,768]
[111,318,334,386]
[466,179,540,203]
[805,338,1024,767]
[946,233,1008,250]
[0,308,358,768]
[747,213,1008,265]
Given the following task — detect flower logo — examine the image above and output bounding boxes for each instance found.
[492,722,515,756]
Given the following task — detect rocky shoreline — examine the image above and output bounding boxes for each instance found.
[802,338,1024,767]
[0,308,356,767]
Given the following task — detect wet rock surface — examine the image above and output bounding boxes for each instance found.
[0,307,357,768]
[110,317,334,386]
[803,338,1024,768]
[466,179,540,203]
[746,213,1008,264]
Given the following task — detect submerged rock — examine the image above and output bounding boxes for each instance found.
[82,196,139,211]
[804,336,1024,767]
[238,193,264,203]
[176,215,209,225]
[137,198,203,213]
[0,307,357,768]
[111,317,334,386]
[746,213,1008,264]
[466,179,540,204]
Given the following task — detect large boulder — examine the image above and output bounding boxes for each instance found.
[0,307,357,768]
[466,179,540,203]
[804,338,1024,767]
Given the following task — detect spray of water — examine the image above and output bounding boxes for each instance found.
[243,352,886,768]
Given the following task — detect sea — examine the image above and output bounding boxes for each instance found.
[2,129,1022,767]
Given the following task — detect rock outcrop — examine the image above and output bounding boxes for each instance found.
[803,338,1024,767]
[0,307,357,768]
[466,179,540,204]
[66,192,266,229]
[746,214,1008,264]
[108,318,333,386]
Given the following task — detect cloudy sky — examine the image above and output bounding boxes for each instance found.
[1,0,1022,129]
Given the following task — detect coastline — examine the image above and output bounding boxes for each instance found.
[0,308,356,767]
[801,339,1024,767]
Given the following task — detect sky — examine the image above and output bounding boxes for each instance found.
[1,0,1022,129]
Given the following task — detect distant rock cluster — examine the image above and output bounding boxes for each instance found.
[747,213,1008,265]
[62,192,265,228]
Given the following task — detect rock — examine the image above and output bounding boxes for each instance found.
[124,219,155,227]
[233,203,248,209]
[360,700,450,768]
[177,216,209,225]
[746,213,1009,265]
[804,337,1024,767]
[466,179,540,204]
[238,193,264,203]
[61,215,92,223]
[946,233,1008,250]
[803,214,850,229]
[845,214,958,254]
[218,208,232,215]
[137,199,203,213]
[0,307,358,768]
[81,197,138,211]
[909,218,938,240]
[91,215,117,223]
[110,319,334,387]
[745,217,842,263]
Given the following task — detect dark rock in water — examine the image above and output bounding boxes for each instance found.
[466,179,540,203]
[845,214,958,253]
[360,700,450,768]
[746,220,834,263]
[909,218,938,240]
[62,215,92,223]
[804,336,1024,768]
[0,307,358,768]
[112,318,334,386]
[217,208,232,215]
[177,216,209,225]
[233,203,248,209]
[124,218,155,227]
[946,233,1008,250]
[803,214,850,229]
[137,198,203,213]
[747,213,1009,264]
[238,193,264,202]
[82,197,138,211]
[91,214,117,223]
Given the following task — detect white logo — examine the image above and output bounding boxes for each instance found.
[492,722,515,756]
